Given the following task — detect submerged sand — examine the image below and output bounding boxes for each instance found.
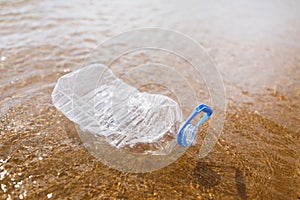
[0,0,299,199]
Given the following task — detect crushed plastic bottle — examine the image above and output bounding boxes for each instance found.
[52,64,213,155]
[52,64,183,155]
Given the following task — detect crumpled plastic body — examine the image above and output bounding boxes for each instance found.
[52,64,183,155]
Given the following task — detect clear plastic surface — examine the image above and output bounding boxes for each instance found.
[52,64,183,155]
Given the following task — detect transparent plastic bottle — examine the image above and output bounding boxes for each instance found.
[52,64,183,155]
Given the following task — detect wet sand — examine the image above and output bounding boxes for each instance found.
[0,0,299,199]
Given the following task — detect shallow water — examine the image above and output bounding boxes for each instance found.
[0,0,299,199]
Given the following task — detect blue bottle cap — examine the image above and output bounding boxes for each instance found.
[177,104,213,146]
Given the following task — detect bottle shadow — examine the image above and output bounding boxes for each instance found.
[194,159,247,200]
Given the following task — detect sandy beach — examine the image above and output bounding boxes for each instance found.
[0,0,299,199]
